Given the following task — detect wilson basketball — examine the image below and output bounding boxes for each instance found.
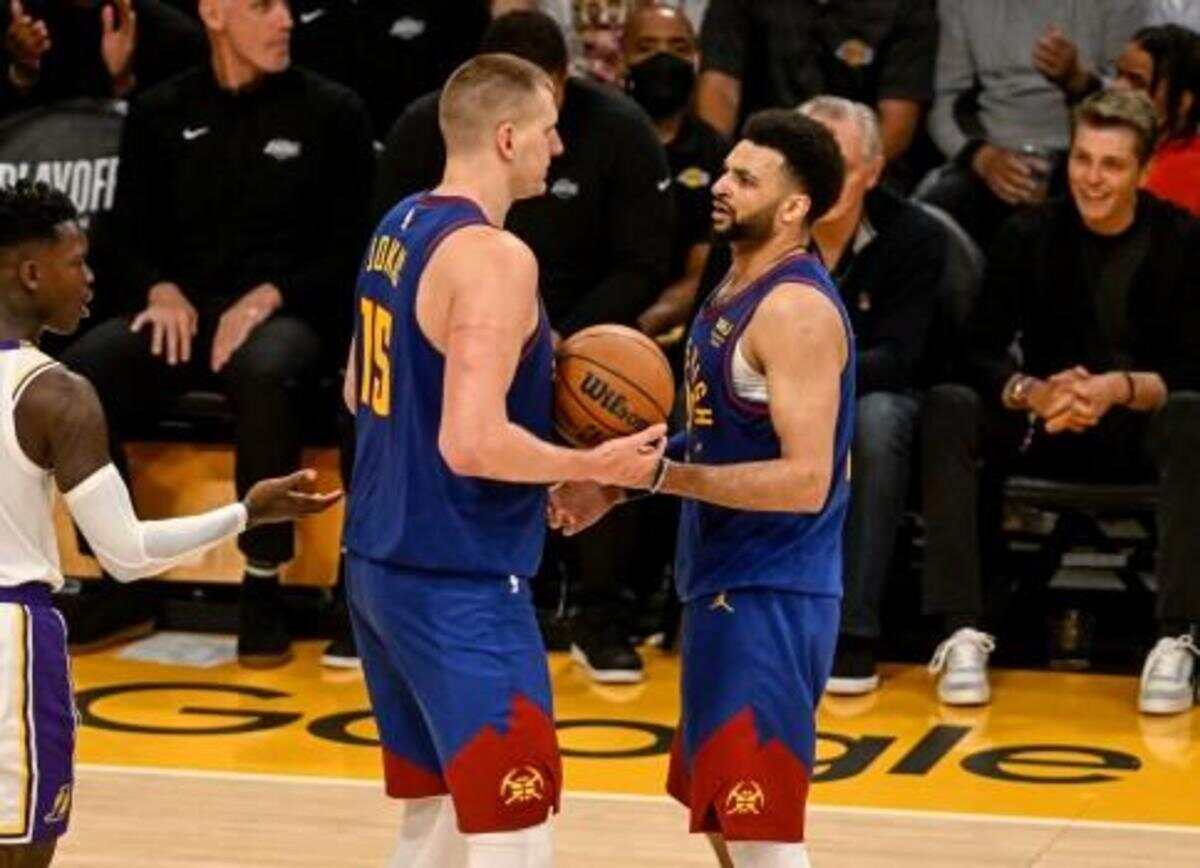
[554,324,675,447]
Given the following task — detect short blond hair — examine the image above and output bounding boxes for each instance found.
[798,95,883,163]
[1073,89,1159,165]
[439,53,555,153]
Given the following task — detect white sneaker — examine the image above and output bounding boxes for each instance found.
[928,628,995,706]
[1138,635,1199,715]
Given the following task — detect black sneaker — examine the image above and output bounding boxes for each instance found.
[826,635,879,695]
[237,577,292,669]
[321,627,360,670]
[59,582,156,654]
[570,624,645,684]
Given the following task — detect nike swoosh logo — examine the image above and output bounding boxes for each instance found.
[182,126,209,141]
[657,177,672,192]
[300,8,326,23]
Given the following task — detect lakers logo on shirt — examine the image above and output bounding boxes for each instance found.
[43,784,71,825]
[500,766,546,806]
[724,780,765,816]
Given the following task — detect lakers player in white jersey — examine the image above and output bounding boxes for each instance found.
[0,181,341,867]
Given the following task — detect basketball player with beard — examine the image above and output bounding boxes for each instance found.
[551,109,852,868]
[0,180,340,868]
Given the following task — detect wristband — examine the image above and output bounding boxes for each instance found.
[1122,371,1136,406]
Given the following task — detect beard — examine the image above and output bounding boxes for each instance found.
[711,201,776,244]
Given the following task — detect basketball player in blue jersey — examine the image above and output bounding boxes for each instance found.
[0,180,340,868]
[342,54,665,868]
[552,109,852,868]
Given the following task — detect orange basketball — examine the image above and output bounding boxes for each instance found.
[554,324,675,447]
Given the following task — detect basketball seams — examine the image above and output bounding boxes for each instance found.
[563,331,674,387]
[556,354,670,422]
[554,379,627,445]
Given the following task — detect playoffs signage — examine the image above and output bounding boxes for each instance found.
[0,98,125,223]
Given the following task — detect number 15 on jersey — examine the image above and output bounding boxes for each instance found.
[359,298,392,417]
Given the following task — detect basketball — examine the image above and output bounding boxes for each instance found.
[554,324,675,447]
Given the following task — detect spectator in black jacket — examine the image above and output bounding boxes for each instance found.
[695,0,937,163]
[59,0,374,666]
[921,89,1200,716]
[289,0,490,138]
[799,95,943,697]
[625,2,728,346]
[1,0,205,116]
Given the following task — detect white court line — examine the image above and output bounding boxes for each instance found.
[77,763,1200,837]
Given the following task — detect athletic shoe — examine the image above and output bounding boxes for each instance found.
[1138,635,1198,715]
[826,635,880,695]
[928,627,995,706]
[237,576,292,669]
[570,624,644,684]
[60,582,156,654]
[321,629,361,669]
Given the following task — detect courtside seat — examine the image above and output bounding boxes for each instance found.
[54,379,347,588]
[1005,477,1158,514]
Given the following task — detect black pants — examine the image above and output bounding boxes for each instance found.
[61,313,324,566]
[920,384,1200,626]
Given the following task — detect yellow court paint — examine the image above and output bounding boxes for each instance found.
[71,642,1200,829]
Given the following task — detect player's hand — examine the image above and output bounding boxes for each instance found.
[971,144,1042,205]
[581,423,666,488]
[548,481,624,536]
[6,0,51,84]
[100,0,137,95]
[211,283,282,373]
[130,282,198,366]
[243,469,343,527]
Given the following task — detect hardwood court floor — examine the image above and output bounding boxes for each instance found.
[53,640,1200,866]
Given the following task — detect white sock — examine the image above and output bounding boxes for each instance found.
[389,795,466,867]
[464,822,552,868]
[727,840,811,868]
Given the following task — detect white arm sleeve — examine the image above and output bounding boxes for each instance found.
[63,463,249,583]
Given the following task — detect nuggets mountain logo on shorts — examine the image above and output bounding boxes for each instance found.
[579,372,651,431]
[724,780,765,816]
[43,784,71,825]
[499,766,546,806]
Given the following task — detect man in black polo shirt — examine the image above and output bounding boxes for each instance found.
[59,0,374,666]
[803,96,943,695]
[374,11,672,681]
[695,0,936,163]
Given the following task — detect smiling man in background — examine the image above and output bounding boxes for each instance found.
[921,89,1200,715]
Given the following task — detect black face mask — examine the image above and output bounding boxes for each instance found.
[625,52,696,120]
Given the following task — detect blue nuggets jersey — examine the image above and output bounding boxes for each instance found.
[674,252,856,601]
[344,193,554,578]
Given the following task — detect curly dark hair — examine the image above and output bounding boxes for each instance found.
[0,181,78,252]
[1132,24,1200,143]
[742,109,845,225]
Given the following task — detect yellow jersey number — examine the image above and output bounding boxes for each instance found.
[358,298,392,417]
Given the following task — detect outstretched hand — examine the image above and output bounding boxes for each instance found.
[244,469,343,528]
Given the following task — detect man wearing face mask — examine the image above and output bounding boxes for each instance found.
[626,2,729,345]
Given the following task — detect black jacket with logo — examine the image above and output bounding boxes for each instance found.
[289,0,489,138]
[111,65,374,334]
[375,76,673,334]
